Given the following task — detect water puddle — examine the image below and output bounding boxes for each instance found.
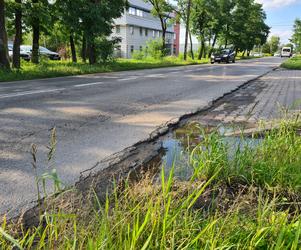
[148,122,263,181]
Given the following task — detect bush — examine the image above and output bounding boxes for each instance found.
[95,37,121,63]
[132,50,145,60]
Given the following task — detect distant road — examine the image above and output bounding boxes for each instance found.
[0,57,283,216]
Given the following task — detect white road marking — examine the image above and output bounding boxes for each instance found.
[145,74,165,78]
[74,82,104,88]
[0,88,65,99]
[117,77,139,81]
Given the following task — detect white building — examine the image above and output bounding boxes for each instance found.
[179,24,200,54]
[112,0,175,58]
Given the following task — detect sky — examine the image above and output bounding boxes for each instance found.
[256,0,301,44]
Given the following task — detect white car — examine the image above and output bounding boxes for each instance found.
[281,47,292,58]
[8,44,13,59]
[274,52,280,57]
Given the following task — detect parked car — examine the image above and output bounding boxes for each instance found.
[8,44,31,62]
[39,46,61,60]
[274,52,280,57]
[281,47,292,58]
[20,45,61,60]
[211,49,236,64]
[251,52,263,57]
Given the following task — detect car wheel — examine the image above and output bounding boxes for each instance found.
[211,61,214,64]
[232,58,235,63]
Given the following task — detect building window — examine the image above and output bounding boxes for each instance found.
[116,25,120,34]
[129,7,136,15]
[140,46,143,51]
[130,45,134,54]
[174,33,176,40]
[157,31,160,37]
[152,30,155,38]
[130,26,134,35]
[136,9,143,17]
[140,27,143,36]
[145,28,148,36]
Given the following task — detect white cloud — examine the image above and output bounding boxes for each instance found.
[255,0,298,9]
[269,27,292,44]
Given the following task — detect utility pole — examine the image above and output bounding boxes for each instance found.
[184,0,191,61]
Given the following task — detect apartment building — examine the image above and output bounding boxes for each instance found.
[112,0,175,58]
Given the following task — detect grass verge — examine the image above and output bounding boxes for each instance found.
[0,57,207,83]
[1,116,301,249]
[281,56,301,70]
[0,55,265,83]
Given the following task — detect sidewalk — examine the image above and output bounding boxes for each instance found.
[197,69,301,124]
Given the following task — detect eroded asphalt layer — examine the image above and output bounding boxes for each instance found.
[0,57,285,216]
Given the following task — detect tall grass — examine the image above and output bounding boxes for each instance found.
[0,57,207,83]
[1,118,301,249]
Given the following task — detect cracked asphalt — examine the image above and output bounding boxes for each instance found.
[0,57,283,216]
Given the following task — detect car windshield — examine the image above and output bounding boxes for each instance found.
[40,47,52,53]
[221,49,230,54]
[283,49,291,52]
[8,45,13,51]
[20,46,32,52]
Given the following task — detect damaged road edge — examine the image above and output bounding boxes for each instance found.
[8,66,278,229]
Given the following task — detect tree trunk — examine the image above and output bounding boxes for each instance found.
[88,41,96,64]
[162,26,166,55]
[81,34,87,63]
[242,50,246,57]
[31,0,40,64]
[0,0,10,70]
[198,39,205,60]
[189,29,194,60]
[184,0,191,61]
[209,34,217,58]
[159,16,167,55]
[13,0,22,69]
[70,34,77,63]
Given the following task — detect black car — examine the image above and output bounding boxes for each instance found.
[8,44,31,62]
[211,49,236,64]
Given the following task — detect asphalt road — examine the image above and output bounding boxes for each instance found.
[0,57,283,216]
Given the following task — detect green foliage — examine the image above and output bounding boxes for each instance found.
[291,19,301,53]
[95,37,121,63]
[281,56,301,70]
[132,39,164,60]
[146,39,164,59]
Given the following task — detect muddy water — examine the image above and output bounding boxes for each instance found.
[149,122,263,180]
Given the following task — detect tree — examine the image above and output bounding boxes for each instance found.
[291,19,301,53]
[79,0,128,64]
[191,0,215,59]
[0,0,10,70]
[227,0,269,53]
[184,0,191,60]
[56,0,82,63]
[269,36,280,54]
[144,0,173,54]
[12,0,22,68]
